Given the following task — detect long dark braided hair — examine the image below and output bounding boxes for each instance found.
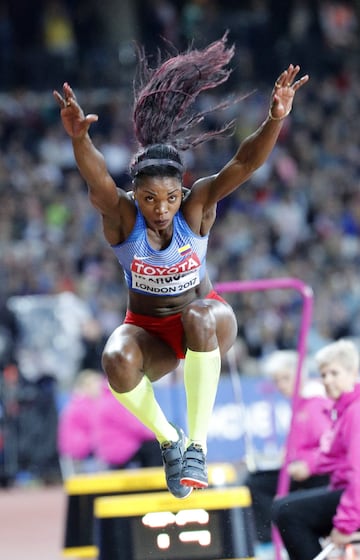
[130,33,237,181]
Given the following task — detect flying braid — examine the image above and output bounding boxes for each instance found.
[130,33,238,179]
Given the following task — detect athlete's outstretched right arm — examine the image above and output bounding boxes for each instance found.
[53,83,119,214]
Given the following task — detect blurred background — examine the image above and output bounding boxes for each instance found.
[0,0,360,543]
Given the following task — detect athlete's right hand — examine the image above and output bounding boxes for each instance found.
[53,82,98,139]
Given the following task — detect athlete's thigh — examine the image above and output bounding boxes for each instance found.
[104,323,180,381]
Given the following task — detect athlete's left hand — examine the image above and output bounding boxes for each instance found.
[269,64,309,120]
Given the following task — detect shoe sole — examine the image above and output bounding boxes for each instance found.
[180,476,208,489]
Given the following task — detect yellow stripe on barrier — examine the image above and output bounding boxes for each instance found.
[64,463,237,495]
[65,466,165,495]
[62,545,98,558]
[95,486,251,518]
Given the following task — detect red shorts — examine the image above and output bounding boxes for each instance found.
[123,290,227,359]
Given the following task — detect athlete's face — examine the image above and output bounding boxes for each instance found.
[134,177,183,231]
[319,359,357,400]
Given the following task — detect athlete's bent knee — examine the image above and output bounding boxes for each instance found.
[182,302,216,339]
[102,348,137,392]
[182,302,216,330]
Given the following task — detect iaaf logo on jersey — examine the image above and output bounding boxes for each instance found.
[131,253,200,276]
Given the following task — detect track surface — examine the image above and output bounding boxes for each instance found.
[0,485,66,559]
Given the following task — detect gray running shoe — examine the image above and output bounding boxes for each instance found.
[161,427,193,499]
[180,443,208,489]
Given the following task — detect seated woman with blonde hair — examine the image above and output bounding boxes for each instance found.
[246,349,332,548]
[272,339,360,560]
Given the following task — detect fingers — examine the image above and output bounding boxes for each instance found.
[274,64,309,90]
[85,114,99,125]
[53,90,63,107]
[63,82,77,103]
[52,82,77,109]
[285,64,300,85]
[274,64,297,89]
[292,74,310,91]
[52,90,69,109]
[62,82,75,108]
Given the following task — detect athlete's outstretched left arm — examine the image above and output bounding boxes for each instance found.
[195,64,309,205]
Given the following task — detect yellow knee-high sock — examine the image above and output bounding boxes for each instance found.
[109,376,179,444]
[184,347,221,453]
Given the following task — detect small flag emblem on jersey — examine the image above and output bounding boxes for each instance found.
[178,244,192,256]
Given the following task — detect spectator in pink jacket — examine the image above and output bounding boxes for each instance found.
[272,339,360,560]
[93,381,162,469]
[246,350,332,547]
[58,370,162,474]
[57,369,103,474]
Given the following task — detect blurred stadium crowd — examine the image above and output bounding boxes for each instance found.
[0,0,360,482]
